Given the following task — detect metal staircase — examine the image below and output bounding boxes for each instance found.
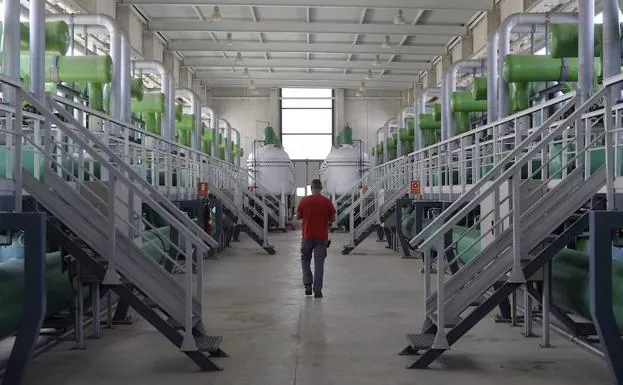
[402,75,621,368]
[340,156,411,254]
[4,83,226,371]
[51,95,276,254]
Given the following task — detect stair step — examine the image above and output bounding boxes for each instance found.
[406,333,436,350]
[195,335,223,353]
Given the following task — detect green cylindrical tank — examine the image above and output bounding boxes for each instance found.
[131,92,165,114]
[131,78,144,101]
[202,129,213,155]
[87,82,104,111]
[433,103,442,121]
[503,55,601,83]
[175,103,183,122]
[143,112,159,134]
[20,55,113,83]
[264,125,276,145]
[472,76,488,100]
[419,113,441,130]
[2,21,71,55]
[548,24,604,58]
[455,111,471,134]
[451,91,487,113]
[509,82,530,113]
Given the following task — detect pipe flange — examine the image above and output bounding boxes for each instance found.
[560,57,570,82]
[49,55,60,83]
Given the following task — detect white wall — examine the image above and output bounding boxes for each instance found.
[344,90,403,151]
[208,88,273,158]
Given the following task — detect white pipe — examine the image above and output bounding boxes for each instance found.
[133,61,172,142]
[578,2,595,103]
[3,0,21,104]
[446,59,486,138]
[497,13,579,119]
[29,0,45,100]
[419,87,441,149]
[603,0,621,101]
[175,88,201,152]
[46,14,130,121]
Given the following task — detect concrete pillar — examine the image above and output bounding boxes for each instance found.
[94,0,116,18]
[164,52,180,86]
[334,88,345,133]
[117,5,143,55]
[179,67,192,89]
[142,33,164,62]
[269,88,280,138]
[424,68,436,89]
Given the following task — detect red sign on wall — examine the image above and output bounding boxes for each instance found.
[198,182,209,197]
[410,180,421,196]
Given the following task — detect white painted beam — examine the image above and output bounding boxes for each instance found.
[149,19,467,36]
[121,0,493,10]
[203,79,406,89]
[168,41,445,56]
[185,58,427,71]
[195,70,413,82]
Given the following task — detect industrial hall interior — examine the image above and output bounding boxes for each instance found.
[2,0,623,383]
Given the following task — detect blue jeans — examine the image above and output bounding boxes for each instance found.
[301,239,328,292]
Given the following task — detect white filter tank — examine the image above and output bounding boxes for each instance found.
[320,144,370,196]
[247,143,295,195]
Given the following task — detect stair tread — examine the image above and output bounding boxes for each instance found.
[406,333,436,350]
[195,335,223,353]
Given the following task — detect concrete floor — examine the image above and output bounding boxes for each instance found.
[23,231,612,385]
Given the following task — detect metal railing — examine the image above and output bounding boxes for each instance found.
[50,95,276,248]
[0,78,215,351]
[411,73,623,348]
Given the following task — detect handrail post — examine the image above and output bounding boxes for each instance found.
[103,175,121,285]
[432,238,449,349]
[349,209,355,245]
[509,173,525,283]
[604,89,615,209]
[263,202,269,247]
[180,239,197,351]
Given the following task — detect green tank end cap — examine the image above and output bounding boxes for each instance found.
[472,76,488,100]
[433,103,442,121]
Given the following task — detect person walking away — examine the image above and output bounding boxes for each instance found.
[296,179,336,298]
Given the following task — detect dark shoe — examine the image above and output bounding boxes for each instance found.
[314,291,323,298]
[305,286,313,296]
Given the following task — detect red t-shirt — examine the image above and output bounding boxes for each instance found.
[297,195,336,240]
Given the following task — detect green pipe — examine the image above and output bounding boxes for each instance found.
[419,113,441,130]
[433,103,442,121]
[472,76,487,100]
[176,114,194,147]
[455,111,471,134]
[87,82,104,111]
[143,112,159,134]
[342,124,353,145]
[20,54,113,83]
[503,55,601,83]
[451,91,487,113]
[548,24,604,58]
[264,125,276,145]
[131,78,144,101]
[175,103,183,122]
[509,82,530,113]
[0,21,70,55]
[131,92,165,114]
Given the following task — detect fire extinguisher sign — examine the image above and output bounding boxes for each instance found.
[197,182,209,197]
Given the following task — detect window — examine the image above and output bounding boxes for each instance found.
[281,88,333,160]
[296,187,306,197]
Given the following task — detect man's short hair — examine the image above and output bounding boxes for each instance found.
[311,179,323,190]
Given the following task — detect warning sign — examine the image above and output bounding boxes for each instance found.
[197,182,209,197]
[410,180,421,196]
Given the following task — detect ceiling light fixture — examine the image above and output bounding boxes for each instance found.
[242,67,250,78]
[373,55,382,67]
[366,69,374,80]
[394,9,406,25]
[225,32,233,45]
[234,52,243,64]
[358,82,366,92]
[248,79,257,90]
[211,6,223,22]
[382,35,392,49]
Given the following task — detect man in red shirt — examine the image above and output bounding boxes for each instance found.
[296,179,336,298]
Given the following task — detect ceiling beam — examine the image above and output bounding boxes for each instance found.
[202,79,407,89]
[168,41,445,56]
[195,71,413,82]
[121,0,493,11]
[149,19,467,36]
[185,58,427,71]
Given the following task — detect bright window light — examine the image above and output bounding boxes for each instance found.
[296,187,306,197]
[282,88,332,98]
[282,98,333,108]
[282,109,333,134]
[282,134,333,160]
